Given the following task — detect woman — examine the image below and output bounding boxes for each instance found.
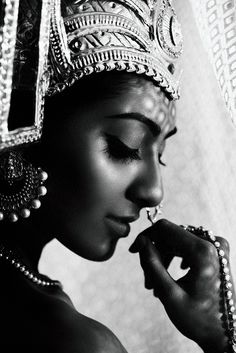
[0,0,235,352]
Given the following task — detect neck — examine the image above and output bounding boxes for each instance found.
[0,216,53,273]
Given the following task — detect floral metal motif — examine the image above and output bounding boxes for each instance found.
[48,0,183,99]
[0,0,183,151]
[155,0,183,59]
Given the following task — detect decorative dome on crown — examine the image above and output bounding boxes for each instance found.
[0,0,182,151]
[48,0,183,99]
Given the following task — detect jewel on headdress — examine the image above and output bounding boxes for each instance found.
[0,0,183,152]
[48,0,183,99]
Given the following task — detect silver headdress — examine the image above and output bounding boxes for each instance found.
[0,0,183,152]
[0,0,51,151]
[49,0,183,98]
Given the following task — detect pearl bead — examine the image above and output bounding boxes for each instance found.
[37,186,47,196]
[39,171,48,181]
[9,213,18,222]
[221,258,228,265]
[218,249,225,257]
[226,282,233,289]
[31,199,41,209]
[223,267,230,274]
[0,245,61,288]
[0,212,4,221]
[20,209,31,218]
[209,234,216,241]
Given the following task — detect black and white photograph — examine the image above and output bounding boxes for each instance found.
[0,0,236,352]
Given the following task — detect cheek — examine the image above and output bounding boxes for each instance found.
[81,148,133,206]
[55,138,132,210]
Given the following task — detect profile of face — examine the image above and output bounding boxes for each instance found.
[39,73,176,261]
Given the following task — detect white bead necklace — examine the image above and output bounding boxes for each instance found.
[182,225,236,353]
[0,244,62,288]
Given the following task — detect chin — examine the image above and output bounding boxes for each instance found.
[59,235,119,262]
[85,238,119,262]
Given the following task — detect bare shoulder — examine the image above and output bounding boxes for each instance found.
[0,277,128,353]
[47,293,128,353]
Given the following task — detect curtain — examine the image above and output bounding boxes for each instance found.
[189,0,236,123]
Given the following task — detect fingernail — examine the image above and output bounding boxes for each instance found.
[129,236,147,253]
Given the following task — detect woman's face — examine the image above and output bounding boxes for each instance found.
[42,78,176,261]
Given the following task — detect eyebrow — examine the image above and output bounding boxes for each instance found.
[105,112,177,138]
[105,112,161,136]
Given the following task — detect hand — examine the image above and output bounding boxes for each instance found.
[129,219,235,353]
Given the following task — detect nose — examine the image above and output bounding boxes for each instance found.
[126,160,163,209]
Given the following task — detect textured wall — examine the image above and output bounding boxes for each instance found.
[40,1,236,352]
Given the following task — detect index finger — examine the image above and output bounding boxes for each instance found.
[138,219,218,266]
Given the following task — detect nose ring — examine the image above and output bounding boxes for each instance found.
[146,203,163,225]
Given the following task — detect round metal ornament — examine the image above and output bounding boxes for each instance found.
[154,0,183,59]
[0,152,48,222]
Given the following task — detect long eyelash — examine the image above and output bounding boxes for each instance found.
[158,154,167,167]
[103,134,141,163]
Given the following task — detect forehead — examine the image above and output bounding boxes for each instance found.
[120,81,176,133]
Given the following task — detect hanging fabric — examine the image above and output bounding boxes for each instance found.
[189,0,236,123]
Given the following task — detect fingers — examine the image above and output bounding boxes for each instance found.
[129,220,228,296]
[139,219,199,258]
[130,219,219,271]
[134,235,185,306]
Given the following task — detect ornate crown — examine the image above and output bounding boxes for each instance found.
[0,0,182,152]
[48,0,183,99]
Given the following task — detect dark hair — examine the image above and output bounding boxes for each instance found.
[7,71,170,162]
[45,71,158,113]
[9,71,168,133]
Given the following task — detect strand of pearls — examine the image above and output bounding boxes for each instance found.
[182,225,236,353]
[0,244,62,288]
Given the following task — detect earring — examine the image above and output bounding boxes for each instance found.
[146,202,163,225]
[0,151,48,222]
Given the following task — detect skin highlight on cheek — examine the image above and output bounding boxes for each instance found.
[41,75,177,262]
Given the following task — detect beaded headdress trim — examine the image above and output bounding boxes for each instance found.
[0,0,183,152]
[48,0,183,99]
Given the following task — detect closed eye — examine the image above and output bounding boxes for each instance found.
[103,133,141,164]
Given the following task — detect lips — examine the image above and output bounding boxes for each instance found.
[105,216,131,238]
